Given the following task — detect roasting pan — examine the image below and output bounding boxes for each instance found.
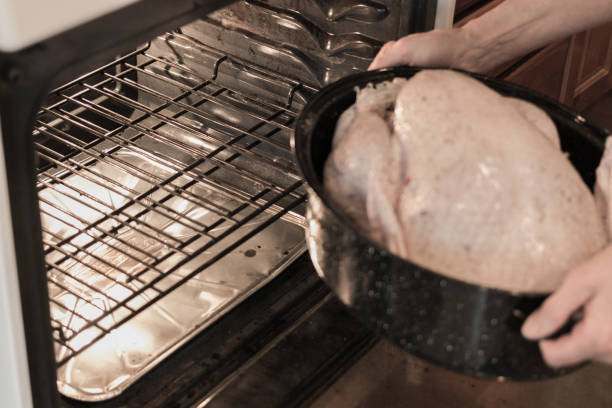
[292,66,606,380]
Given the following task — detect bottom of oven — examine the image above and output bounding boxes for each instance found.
[54,231,305,401]
[55,253,378,408]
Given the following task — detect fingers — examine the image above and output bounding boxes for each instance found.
[369,41,400,70]
[522,245,612,368]
[521,245,612,340]
[521,269,595,340]
[538,320,596,368]
[369,29,473,71]
[540,290,612,367]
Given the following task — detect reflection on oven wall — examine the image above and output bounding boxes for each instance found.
[169,0,455,88]
[0,0,452,406]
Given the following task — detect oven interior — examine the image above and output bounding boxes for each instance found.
[26,0,437,402]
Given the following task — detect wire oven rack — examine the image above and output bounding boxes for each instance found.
[34,30,317,401]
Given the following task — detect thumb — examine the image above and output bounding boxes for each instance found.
[369,30,467,71]
[522,264,598,340]
[369,41,400,71]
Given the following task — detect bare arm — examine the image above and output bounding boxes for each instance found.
[370,0,612,72]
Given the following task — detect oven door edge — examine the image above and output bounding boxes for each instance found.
[0,118,34,408]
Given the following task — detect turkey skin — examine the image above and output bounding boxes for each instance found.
[324,70,608,293]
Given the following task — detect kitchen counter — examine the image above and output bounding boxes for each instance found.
[313,340,612,407]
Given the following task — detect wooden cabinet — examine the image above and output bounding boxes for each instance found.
[503,39,571,101]
[561,22,612,110]
[455,0,502,23]
[454,2,612,110]
[454,0,485,16]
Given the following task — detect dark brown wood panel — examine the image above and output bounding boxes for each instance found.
[454,0,488,16]
[504,39,571,101]
[562,22,612,110]
[454,0,503,27]
[582,24,612,79]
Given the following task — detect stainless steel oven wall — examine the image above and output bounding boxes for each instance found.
[180,0,442,88]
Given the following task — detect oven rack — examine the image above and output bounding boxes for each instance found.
[34,30,316,380]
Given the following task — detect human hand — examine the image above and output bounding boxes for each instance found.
[369,28,486,72]
[522,244,612,367]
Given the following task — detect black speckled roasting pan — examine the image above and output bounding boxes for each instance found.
[292,66,608,380]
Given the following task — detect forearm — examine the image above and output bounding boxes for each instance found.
[460,0,612,72]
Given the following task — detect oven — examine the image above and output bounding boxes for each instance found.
[0,1,453,406]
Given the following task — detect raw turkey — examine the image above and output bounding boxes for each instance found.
[324,69,609,293]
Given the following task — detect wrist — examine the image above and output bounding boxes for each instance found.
[453,25,492,73]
